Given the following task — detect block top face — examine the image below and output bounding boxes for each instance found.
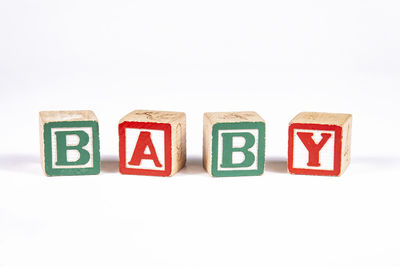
[119,110,185,124]
[204,111,264,124]
[290,112,352,126]
[39,110,97,123]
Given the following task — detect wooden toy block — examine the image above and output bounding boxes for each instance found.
[203,112,265,177]
[119,110,186,176]
[39,110,100,176]
[288,112,352,176]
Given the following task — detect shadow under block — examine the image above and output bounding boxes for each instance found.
[288,112,352,176]
[203,112,265,177]
[39,110,100,176]
[118,110,186,177]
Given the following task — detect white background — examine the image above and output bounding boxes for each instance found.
[0,0,399,266]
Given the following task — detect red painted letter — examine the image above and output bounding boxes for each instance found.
[297,132,332,167]
[128,131,162,167]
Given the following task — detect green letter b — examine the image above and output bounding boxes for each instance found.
[220,132,256,168]
[55,131,91,166]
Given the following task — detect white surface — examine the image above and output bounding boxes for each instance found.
[0,0,400,266]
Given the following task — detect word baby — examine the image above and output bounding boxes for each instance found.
[39,110,352,177]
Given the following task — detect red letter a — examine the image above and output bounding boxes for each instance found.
[297,132,332,167]
[129,131,162,167]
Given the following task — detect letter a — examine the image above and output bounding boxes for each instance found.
[297,132,332,167]
[129,131,162,167]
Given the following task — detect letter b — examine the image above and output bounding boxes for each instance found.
[220,132,255,168]
[55,131,91,166]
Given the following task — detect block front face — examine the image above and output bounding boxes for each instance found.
[119,121,172,176]
[211,122,265,177]
[288,123,342,176]
[43,121,100,176]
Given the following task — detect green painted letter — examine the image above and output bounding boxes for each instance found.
[220,132,255,168]
[55,131,90,166]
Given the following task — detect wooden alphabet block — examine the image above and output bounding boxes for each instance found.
[39,110,100,176]
[203,112,265,177]
[119,110,186,176]
[288,112,352,176]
